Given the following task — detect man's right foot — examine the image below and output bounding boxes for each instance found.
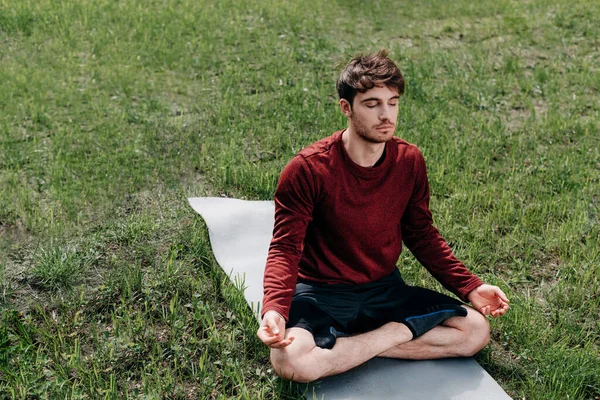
[402,304,467,338]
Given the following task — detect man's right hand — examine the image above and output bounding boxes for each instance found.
[257,310,295,348]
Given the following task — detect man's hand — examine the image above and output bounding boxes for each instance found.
[257,310,295,348]
[468,284,510,317]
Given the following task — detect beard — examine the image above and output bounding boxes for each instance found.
[350,114,395,144]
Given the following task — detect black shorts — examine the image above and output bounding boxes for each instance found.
[287,269,463,336]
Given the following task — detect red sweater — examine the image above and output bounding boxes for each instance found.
[262,130,483,320]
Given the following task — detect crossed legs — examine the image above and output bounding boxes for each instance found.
[270,306,490,383]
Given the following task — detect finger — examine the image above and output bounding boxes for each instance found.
[496,305,510,317]
[270,336,295,349]
[269,340,289,348]
[258,325,284,341]
[489,302,507,316]
[495,303,509,314]
[494,287,510,303]
[259,333,284,346]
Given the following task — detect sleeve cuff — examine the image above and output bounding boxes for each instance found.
[260,306,289,322]
[458,279,484,303]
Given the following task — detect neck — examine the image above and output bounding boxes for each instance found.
[342,127,386,168]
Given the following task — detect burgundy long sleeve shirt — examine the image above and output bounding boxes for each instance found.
[262,130,483,320]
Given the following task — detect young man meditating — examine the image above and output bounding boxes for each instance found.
[257,50,510,383]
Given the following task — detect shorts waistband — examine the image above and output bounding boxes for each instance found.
[297,269,404,292]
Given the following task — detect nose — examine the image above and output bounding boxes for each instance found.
[379,104,391,121]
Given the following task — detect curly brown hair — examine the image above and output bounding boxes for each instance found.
[336,49,405,107]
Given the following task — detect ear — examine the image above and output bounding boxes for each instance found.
[339,98,353,118]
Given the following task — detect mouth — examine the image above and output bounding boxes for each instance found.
[375,125,395,131]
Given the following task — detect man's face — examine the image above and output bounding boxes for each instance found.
[341,85,400,143]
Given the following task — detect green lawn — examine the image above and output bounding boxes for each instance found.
[1,0,599,398]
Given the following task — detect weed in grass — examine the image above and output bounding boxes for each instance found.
[0,262,13,305]
[104,214,159,248]
[29,245,90,292]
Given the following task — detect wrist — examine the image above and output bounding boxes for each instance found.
[467,284,484,302]
[262,309,285,321]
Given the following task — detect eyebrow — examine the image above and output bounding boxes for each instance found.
[360,95,400,103]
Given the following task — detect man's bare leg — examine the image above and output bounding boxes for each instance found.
[270,306,489,382]
[270,322,412,382]
[379,306,490,359]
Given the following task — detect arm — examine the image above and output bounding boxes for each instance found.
[401,152,510,316]
[258,156,316,347]
[400,149,484,302]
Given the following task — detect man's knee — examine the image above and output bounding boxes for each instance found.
[270,349,321,382]
[461,308,490,356]
[269,328,322,382]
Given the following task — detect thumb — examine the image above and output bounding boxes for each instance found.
[267,317,280,335]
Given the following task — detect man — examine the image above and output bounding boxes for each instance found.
[257,50,509,383]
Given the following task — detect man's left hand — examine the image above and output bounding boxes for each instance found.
[468,284,510,317]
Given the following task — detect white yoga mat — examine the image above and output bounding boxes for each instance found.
[188,197,512,400]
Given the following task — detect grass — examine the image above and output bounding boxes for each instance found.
[1,0,599,398]
[29,245,90,291]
